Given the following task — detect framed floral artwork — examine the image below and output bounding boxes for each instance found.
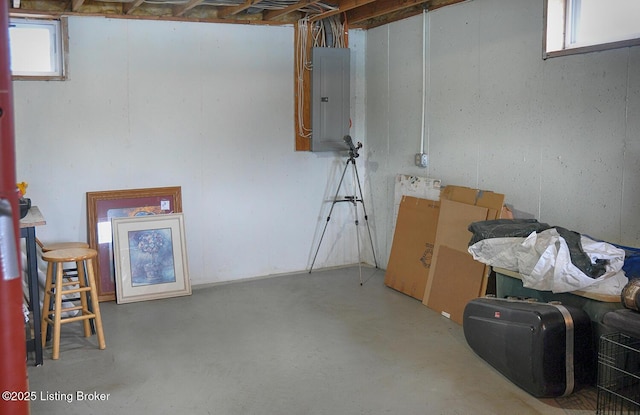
[86,186,182,301]
[111,213,191,304]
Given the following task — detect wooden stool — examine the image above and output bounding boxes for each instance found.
[41,248,106,360]
[40,242,96,338]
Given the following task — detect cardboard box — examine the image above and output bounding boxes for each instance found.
[384,196,440,300]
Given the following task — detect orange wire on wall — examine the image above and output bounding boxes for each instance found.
[343,12,349,47]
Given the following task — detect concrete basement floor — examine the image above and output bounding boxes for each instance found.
[27,266,599,414]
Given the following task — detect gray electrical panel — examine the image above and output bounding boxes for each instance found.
[311,47,350,152]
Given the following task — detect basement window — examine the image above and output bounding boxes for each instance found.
[8,17,67,80]
[544,0,640,58]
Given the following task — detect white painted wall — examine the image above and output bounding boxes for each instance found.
[13,17,369,285]
[366,0,640,269]
[18,0,638,281]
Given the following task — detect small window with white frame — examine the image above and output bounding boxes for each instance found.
[9,17,67,80]
[544,0,640,59]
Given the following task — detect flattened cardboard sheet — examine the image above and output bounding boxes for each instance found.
[384,196,440,300]
[423,199,490,305]
[392,175,441,238]
[426,245,486,324]
[422,186,505,323]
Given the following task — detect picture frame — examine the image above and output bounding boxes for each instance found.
[87,186,182,301]
[111,213,191,304]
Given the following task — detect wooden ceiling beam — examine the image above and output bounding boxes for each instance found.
[218,0,264,18]
[123,0,145,15]
[173,0,205,17]
[71,0,84,12]
[429,0,464,8]
[348,0,465,29]
[309,0,376,22]
[346,0,427,25]
[13,0,467,27]
[263,0,321,21]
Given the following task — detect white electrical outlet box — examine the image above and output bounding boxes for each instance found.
[415,153,428,168]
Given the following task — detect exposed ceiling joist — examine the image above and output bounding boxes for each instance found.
[263,0,321,21]
[309,0,376,23]
[10,0,464,30]
[218,0,265,19]
[346,0,427,26]
[71,0,84,12]
[173,0,206,17]
[123,0,145,15]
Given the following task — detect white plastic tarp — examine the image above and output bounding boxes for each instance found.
[468,229,628,295]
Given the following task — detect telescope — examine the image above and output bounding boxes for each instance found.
[343,135,362,158]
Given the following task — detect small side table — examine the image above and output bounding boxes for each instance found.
[20,206,46,366]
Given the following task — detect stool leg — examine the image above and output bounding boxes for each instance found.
[86,258,106,350]
[52,264,64,360]
[79,260,96,335]
[76,260,91,337]
[41,263,54,349]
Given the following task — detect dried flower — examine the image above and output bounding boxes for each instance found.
[17,182,28,197]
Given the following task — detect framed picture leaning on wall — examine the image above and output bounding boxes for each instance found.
[111,213,191,304]
[86,186,182,301]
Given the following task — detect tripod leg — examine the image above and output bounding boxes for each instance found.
[353,162,378,269]
[353,196,363,285]
[309,160,351,273]
[309,210,332,273]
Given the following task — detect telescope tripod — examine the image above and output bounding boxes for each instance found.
[309,155,378,285]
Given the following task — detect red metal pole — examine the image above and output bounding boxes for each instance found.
[0,1,30,414]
